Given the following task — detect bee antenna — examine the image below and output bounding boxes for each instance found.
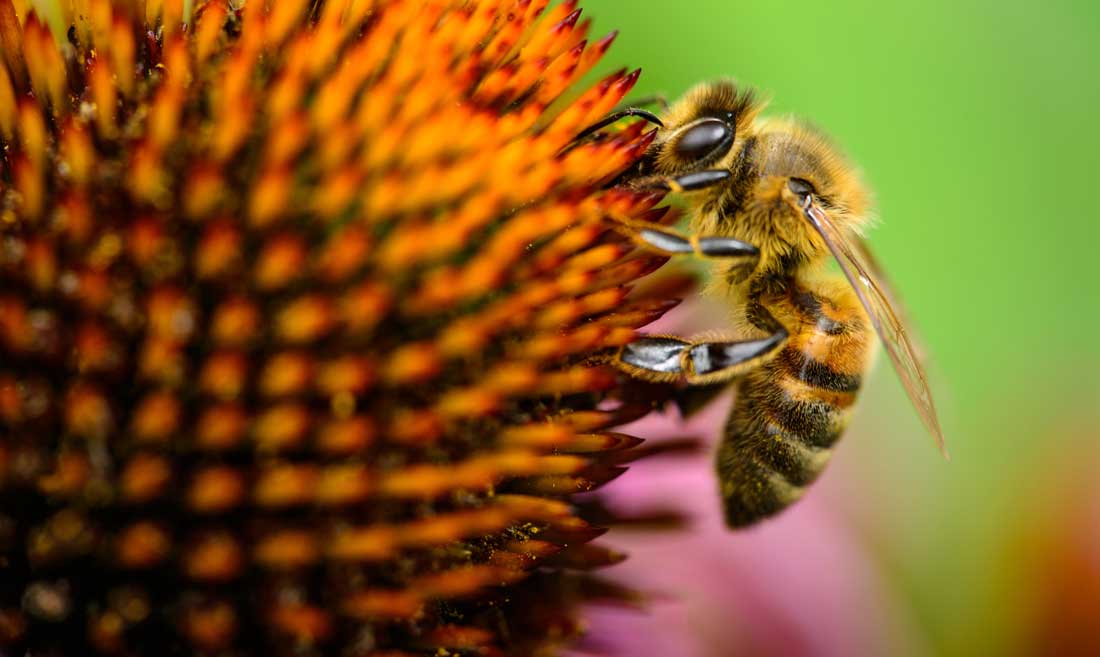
[561,108,664,156]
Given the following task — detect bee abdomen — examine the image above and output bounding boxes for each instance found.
[716,289,870,527]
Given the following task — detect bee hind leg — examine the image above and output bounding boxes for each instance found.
[617,329,788,386]
[674,382,730,418]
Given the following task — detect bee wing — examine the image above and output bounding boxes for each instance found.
[802,201,949,459]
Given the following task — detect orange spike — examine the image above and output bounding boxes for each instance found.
[258,351,312,397]
[266,0,308,48]
[328,525,398,562]
[13,156,43,219]
[0,63,14,139]
[88,56,116,136]
[186,466,245,513]
[306,11,343,76]
[193,0,226,66]
[535,365,615,395]
[128,142,167,204]
[316,356,374,396]
[413,565,524,599]
[315,464,372,506]
[194,220,242,280]
[87,0,113,52]
[564,431,645,454]
[208,297,260,346]
[119,454,173,503]
[137,336,186,385]
[311,166,360,219]
[253,233,306,290]
[194,404,247,451]
[37,451,91,497]
[340,590,420,621]
[59,121,94,187]
[0,0,25,85]
[209,96,253,161]
[522,4,581,63]
[482,0,537,65]
[254,464,318,508]
[381,342,442,386]
[255,530,319,569]
[252,404,311,452]
[435,386,501,420]
[110,14,136,97]
[17,100,45,171]
[129,391,181,443]
[339,281,391,336]
[269,605,332,643]
[115,522,171,569]
[197,350,247,400]
[499,423,575,449]
[182,165,224,218]
[181,601,237,652]
[314,226,371,282]
[316,416,376,455]
[22,14,65,114]
[145,286,198,341]
[247,167,291,227]
[386,408,443,445]
[148,84,184,149]
[275,295,336,344]
[160,0,183,38]
[184,532,243,581]
[266,66,307,124]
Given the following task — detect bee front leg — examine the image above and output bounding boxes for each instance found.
[644,169,733,193]
[611,217,759,269]
[617,329,788,386]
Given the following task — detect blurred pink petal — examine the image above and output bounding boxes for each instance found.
[573,395,929,657]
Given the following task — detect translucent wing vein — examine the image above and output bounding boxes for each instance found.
[803,202,949,458]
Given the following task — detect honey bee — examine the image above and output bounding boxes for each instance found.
[590,81,947,527]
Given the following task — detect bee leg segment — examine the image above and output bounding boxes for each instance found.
[648,169,732,193]
[616,329,788,385]
[626,223,759,265]
[674,382,730,418]
[682,329,788,385]
[619,336,690,375]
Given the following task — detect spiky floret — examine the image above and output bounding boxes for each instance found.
[0,0,682,655]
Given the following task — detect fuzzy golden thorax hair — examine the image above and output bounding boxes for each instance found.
[637,81,873,287]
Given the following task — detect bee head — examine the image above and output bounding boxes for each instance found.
[642,80,761,180]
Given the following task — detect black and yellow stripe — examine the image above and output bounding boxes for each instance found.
[716,283,871,527]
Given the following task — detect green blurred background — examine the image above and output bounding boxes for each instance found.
[579,1,1100,655]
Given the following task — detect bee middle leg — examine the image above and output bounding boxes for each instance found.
[618,329,788,386]
[612,215,759,266]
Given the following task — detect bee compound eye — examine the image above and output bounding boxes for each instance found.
[673,117,734,162]
[787,177,815,198]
